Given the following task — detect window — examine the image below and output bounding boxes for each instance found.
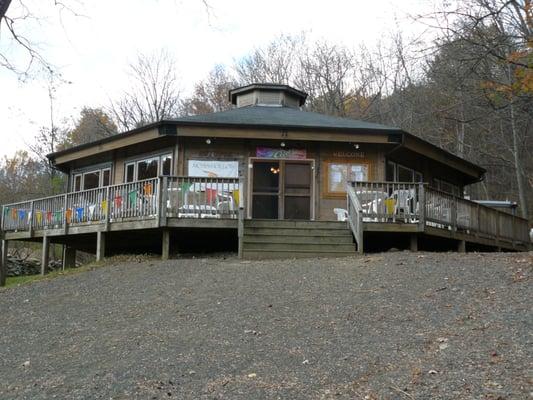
[125,163,135,183]
[162,154,172,176]
[325,162,369,196]
[124,153,173,182]
[387,161,423,183]
[82,171,100,190]
[137,157,159,180]
[434,178,460,196]
[74,174,82,191]
[72,166,112,191]
[102,169,111,186]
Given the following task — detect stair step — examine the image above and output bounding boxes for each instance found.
[243,242,355,252]
[243,234,354,245]
[244,219,347,230]
[242,249,356,259]
[244,227,353,237]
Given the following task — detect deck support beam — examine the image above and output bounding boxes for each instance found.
[410,234,418,252]
[161,229,170,260]
[457,239,466,253]
[62,246,76,270]
[96,231,106,262]
[0,240,8,286]
[41,235,50,275]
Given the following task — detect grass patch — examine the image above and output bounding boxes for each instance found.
[2,253,160,289]
[4,261,106,289]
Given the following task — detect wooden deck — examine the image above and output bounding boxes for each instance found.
[348,182,531,252]
[0,178,531,285]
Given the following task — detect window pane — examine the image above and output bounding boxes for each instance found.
[398,165,413,182]
[83,171,100,190]
[253,162,279,193]
[386,161,396,181]
[74,175,82,191]
[126,164,135,183]
[328,164,348,192]
[162,155,172,175]
[102,169,111,186]
[350,165,368,182]
[137,158,158,180]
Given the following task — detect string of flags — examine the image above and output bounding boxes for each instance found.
[2,187,156,225]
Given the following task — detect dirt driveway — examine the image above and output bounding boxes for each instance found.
[0,251,531,399]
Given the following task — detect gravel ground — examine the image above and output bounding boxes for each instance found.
[0,251,531,399]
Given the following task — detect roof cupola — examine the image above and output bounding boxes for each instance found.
[229,83,308,109]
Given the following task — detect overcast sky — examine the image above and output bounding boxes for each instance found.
[0,0,435,158]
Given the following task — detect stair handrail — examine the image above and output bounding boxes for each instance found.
[346,184,364,253]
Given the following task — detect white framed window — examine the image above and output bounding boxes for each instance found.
[124,153,172,182]
[72,166,112,192]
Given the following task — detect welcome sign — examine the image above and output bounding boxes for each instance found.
[256,147,307,159]
[188,160,239,178]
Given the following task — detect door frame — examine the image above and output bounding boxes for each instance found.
[247,157,316,220]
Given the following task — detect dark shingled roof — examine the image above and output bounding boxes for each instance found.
[172,106,400,132]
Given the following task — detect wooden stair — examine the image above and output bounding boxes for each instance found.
[241,219,357,259]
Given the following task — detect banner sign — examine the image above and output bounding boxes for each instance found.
[256,147,307,159]
[188,160,239,178]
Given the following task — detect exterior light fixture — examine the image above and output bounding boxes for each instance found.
[206,138,212,144]
[280,141,286,147]
[354,143,360,149]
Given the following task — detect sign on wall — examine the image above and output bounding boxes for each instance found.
[188,160,239,178]
[256,147,307,160]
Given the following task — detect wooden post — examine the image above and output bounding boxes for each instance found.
[63,193,69,234]
[0,240,8,286]
[159,177,168,227]
[29,200,34,237]
[96,231,106,262]
[237,176,245,258]
[161,228,170,260]
[451,196,457,232]
[62,246,76,270]
[418,183,425,232]
[104,186,111,232]
[410,234,418,252]
[41,235,50,275]
[457,240,466,253]
[238,207,244,259]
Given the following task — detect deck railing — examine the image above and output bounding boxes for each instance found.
[352,181,530,245]
[1,176,242,232]
[346,184,364,253]
[166,176,240,219]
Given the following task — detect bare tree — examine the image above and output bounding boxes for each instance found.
[110,50,182,131]
[235,34,305,85]
[180,65,236,115]
[0,0,82,78]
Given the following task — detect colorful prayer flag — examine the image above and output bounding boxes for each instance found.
[232,189,240,206]
[36,210,43,224]
[101,200,108,215]
[114,195,122,208]
[88,205,96,219]
[65,208,72,223]
[128,190,137,205]
[143,183,153,196]
[46,211,52,223]
[76,207,84,221]
[206,188,217,204]
[18,209,26,220]
[12,208,17,219]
